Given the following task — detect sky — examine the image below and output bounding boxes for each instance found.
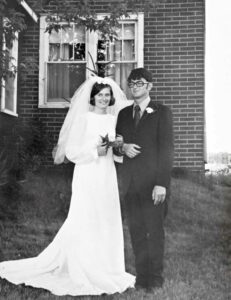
[205,0,231,153]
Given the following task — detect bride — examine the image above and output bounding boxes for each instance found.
[0,76,135,296]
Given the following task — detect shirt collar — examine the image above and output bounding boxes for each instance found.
[134,96,151,113]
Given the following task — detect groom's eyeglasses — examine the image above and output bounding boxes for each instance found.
[128,81,149,88]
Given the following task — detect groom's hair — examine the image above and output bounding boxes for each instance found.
[90,83,115,106]
[128,68,153,83]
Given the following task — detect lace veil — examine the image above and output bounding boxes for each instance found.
[53,75,133,164]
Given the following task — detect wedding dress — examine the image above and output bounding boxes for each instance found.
[0,112,135,296]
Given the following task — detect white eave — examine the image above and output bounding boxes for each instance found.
[20,0,38,23]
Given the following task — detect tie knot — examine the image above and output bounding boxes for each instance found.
[134,105,140,112]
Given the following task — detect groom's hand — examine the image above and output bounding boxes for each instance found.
[123,143,141,158]
[152,185,166,205]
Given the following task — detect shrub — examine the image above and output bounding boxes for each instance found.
[171,167,191,179]
[0,148,11,187]
[171,167,204,183]
[0,117,52,183]
[171,167,217,190]
[15,117,52,172]
[0,178,22,221]
[215,173,231,187]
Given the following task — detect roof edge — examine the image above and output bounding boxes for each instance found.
[20,0,38,22]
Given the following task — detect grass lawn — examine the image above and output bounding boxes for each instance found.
[0,168,230,300]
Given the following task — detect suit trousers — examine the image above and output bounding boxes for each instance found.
[124,179,167,287]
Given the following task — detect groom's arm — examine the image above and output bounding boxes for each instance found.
[113,111,125,163]
[155,105,174,188]
[114,109,141,159]
[151,105,174,205]
[114,111,125,157]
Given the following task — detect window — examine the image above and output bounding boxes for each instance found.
[1,32,19,116]
[39,13,143,107]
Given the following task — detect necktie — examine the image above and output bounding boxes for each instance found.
[134,105,141,127]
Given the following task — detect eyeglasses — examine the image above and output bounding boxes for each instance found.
[128,81,150,88]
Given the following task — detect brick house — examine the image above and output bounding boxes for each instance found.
[0,0,205,172]
[0,0,38,181]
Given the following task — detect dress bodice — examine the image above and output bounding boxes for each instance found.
[86,112,116,146]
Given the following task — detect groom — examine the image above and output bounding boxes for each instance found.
[115,68,174,290]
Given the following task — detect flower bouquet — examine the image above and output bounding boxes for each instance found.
[100,134,124,152]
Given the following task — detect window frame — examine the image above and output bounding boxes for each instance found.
[39,13,143,108]
[1,31,19,117]
[93,13,144,69]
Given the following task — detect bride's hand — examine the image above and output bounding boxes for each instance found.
[97,143,108,156]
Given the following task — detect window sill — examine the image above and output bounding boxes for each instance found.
[38,103,70,109]
[0,109,18,117]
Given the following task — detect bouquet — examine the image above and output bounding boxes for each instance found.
[100,134,124,152]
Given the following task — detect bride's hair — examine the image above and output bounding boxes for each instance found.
[90,82,115,106]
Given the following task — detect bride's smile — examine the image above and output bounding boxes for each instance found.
[94,87,111,112]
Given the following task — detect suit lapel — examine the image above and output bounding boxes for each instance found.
[125,104,135,130]
[138,101,158,126]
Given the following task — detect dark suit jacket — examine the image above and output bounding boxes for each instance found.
[116,100,174,196]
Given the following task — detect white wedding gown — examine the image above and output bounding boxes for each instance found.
[0,112,135,296]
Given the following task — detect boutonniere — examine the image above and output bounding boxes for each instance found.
[146,107,155,114]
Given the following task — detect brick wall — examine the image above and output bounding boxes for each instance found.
[144,0,205,170]
[19,0,205,170]
[17,13,68,166]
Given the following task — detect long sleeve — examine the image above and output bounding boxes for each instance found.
[65,114,99,165]
[155,106,174,188]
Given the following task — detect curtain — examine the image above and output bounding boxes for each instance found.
[47,63,86,102]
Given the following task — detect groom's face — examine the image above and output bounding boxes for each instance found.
[128,78,152,102]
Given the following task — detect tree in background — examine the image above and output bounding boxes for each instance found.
[0,0,164,80]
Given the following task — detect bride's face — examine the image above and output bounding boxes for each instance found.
[94,87,111,110]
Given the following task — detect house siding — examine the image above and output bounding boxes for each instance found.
[17,0,205,170]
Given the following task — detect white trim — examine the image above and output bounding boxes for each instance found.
[1,33,19,116]
[97,13,140,21]
[0,108,18,117]
[87,30,98,78]
[20,0,38,23]
[12,35,18,114]
[1,79,6,112]
[137,13,144,67]
[39,16,49,107]
[39,103,70,109]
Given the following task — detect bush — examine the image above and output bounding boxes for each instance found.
[0,148,11,187]
[171,167,217,190]
[0,180,23,221]
[14,117,52,173]
[171,167,204,183]
[0,165,73,222]
[171,167,191,179]
[215,173,231,187]
[0,117,52,183]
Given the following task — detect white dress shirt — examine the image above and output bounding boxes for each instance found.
[133,96,151,118]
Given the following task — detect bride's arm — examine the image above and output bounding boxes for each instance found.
[65,115,99,165]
